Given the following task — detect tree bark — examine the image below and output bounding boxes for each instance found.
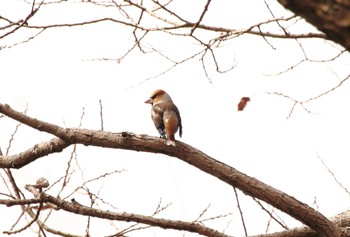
[0,103,340,237]
[250,210,350,237]
[278,0,350,50]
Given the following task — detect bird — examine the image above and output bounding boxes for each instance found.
[145,89,182,146]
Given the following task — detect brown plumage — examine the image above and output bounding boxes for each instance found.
[145,89,182,146]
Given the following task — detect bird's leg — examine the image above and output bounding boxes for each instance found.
[157,128,167,139]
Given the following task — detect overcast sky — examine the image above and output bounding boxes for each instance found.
[1,0,350,236]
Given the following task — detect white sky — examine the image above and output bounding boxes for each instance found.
[1,0,350,236]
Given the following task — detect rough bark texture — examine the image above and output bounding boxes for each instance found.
[0,103,340,237]
[278,0,350,50]
[250,210,350,237]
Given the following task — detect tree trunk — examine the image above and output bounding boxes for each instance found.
[278,0,350,50]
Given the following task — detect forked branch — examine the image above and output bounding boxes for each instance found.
[0,103,340,237]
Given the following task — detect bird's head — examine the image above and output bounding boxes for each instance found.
[145,89,172,105]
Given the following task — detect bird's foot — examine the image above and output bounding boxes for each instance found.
[166,140,176,146]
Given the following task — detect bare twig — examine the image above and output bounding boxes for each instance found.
[194,204,211,222]
[253,198,289,230]
[265,92,314,119]
[304,74,350,103]
[0,0,43,39]
[113,198,172,236]
[190,0,212,35]
[3,202,44,235]
[233,187,248,236]
[99,99,104,131]
[266,72,350,119]
[24,185,229,237]
[0,103,340,237]
[153,198,172,216]
[315,152,350,197]
[63,169,125,202]
[313,196,319,212]
[0,29,45,50]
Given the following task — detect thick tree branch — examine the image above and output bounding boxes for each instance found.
[23,184,229,237]
[278,0,350,50]
[0,138,69,168]
[0,103,339,237]
[250,210,350,237]
[0,198,42,206]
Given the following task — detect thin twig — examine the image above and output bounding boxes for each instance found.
[315,152,350,197]
[190,0,212,35]
[194,204,211,222]
[233,187,248,236]
[253,198,289,230]
[99,99,104,131]
[3,202,44,235]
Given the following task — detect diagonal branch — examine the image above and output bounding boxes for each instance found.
[0,198,42,206]
[0,138,69,168]
[190,0,212,35]
[0,103,339,237]
[23,184,229,237]
[0,0,42,39]
[278,0,350,50]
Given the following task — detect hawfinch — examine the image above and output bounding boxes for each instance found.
[145,89,182,146]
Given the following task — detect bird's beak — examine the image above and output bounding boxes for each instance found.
[145,98,153,104]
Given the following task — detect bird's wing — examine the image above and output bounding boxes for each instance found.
[152,104,166,138]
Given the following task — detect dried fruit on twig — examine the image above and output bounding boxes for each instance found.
[237,97,250,111]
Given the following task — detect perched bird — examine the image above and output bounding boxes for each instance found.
[145,89,182,146]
